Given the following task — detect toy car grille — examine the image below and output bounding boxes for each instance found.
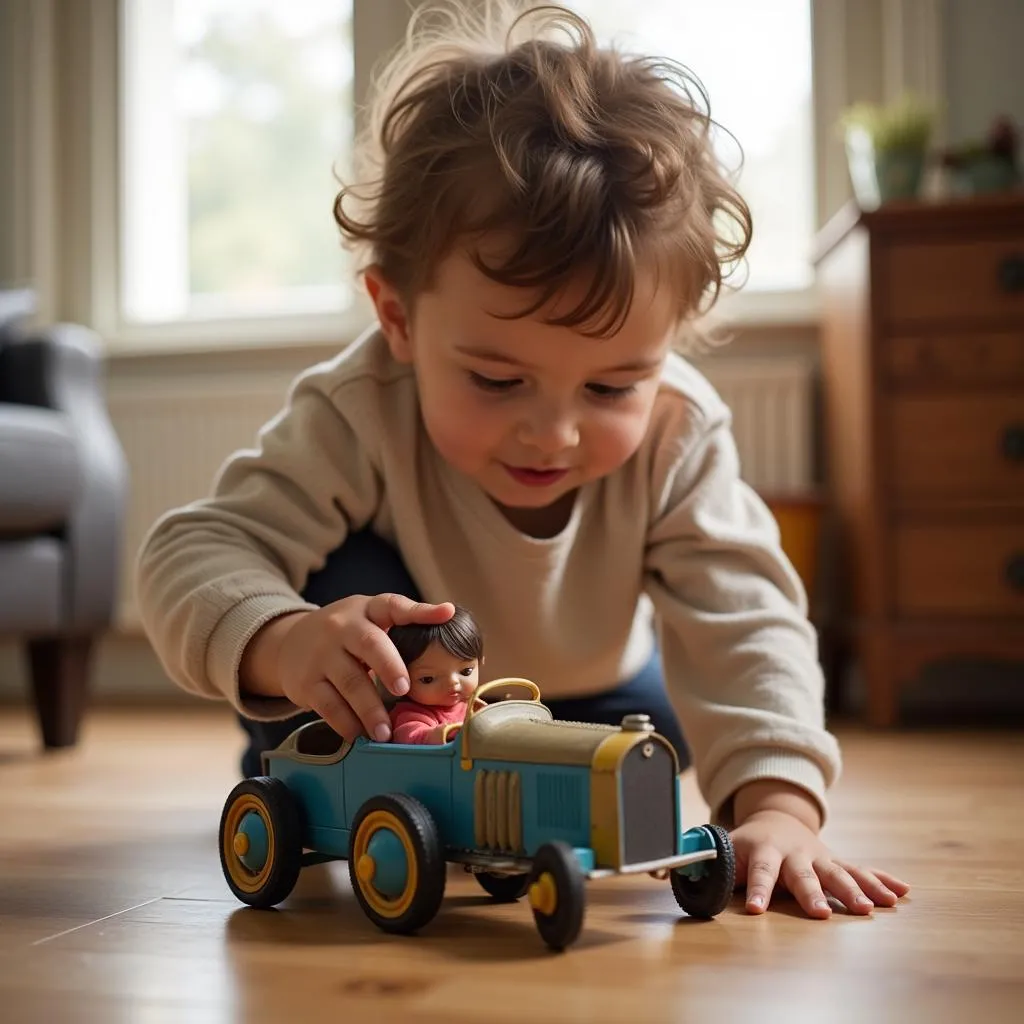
[473,769,523,854]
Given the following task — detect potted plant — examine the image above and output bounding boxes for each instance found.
[939,116,1020,195]
[839,95,935,208]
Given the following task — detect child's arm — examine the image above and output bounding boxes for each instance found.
[643,393,909,916]
[643,394,840,825]
[134,356,445,740]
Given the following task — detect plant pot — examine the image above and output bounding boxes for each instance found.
[948,156,1020,196]
[845,127,926,208]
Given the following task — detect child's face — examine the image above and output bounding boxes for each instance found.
[405,643,480,707]
[369,247,677,515]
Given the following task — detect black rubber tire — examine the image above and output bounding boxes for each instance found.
[475,871,530,902]
[219,777,303,909]
[670,824,736,918]
[348,793,447,935]
[527,841,586,951]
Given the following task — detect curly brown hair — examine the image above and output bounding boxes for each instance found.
[333,1,751,341]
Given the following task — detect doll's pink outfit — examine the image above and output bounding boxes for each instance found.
[389,700,468,744]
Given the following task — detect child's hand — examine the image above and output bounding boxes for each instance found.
[241,594,454,742]
[731,808,910,918]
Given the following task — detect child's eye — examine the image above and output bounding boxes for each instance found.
[418,675,434,685]
[468,371,521,393]
[460,667,475,676]
[587,382,636,400]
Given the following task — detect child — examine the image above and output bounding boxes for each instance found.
[387,604,483,744]
[136,1,909,919]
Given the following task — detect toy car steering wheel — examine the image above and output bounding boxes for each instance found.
[439,696,487,745]
[440,678,543,746]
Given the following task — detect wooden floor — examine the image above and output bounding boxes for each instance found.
[1,708,1022,1024]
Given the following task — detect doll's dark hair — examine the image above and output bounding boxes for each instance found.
[389,604,484,667]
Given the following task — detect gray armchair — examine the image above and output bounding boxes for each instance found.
[0,288,128,747]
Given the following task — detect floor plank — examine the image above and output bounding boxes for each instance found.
[1,707,1022,1023]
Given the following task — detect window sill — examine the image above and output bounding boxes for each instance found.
[704,283,821,328]
[101,297,377,362]
[99,286,820,363]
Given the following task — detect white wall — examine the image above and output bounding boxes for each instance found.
[944,0,1024,145]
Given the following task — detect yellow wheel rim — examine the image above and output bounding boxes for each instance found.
[529,872,558,917]
[352,810,418,919]
[222,793,275,894]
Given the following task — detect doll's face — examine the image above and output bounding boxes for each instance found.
[405,643,481,707]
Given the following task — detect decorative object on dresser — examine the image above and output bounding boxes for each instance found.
[814,193,1024,726]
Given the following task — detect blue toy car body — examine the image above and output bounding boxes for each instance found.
[219,679,735,950]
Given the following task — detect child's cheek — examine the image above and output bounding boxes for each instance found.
[592,411,650,473]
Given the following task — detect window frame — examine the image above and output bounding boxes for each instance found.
[8,0,946,356]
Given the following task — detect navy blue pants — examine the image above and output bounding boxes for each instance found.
[238,530,690,777]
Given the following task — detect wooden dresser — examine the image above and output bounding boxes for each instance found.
[814,193,1024,725]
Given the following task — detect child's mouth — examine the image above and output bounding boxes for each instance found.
[503,465,570,487]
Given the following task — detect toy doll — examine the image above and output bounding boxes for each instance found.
[387,605,484,744]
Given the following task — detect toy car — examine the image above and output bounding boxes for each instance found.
[219,679,736,951]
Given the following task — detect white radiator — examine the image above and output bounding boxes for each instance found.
[106,370,298,630]
[107,354,815,630]
[697,355,816,493]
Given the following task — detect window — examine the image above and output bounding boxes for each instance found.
[567,0,815,296]
[120,0,354,324]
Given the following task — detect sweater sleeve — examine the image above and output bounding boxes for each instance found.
[642,397,842,827]
[135,363,384,720]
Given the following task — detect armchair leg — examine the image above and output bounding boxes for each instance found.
[26,636,95,748]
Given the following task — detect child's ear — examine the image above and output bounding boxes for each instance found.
[364,266,412,362]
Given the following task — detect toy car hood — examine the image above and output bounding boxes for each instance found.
[466,700,619,766]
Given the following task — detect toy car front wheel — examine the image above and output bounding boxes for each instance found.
[670,824,736,918]
[475,871,530,902]
[527,841,586,951]
[348,793,446,935]
[219,777,303,908]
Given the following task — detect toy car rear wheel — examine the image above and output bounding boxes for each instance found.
[670,824,736,918]
[349,793,446,935]
[219,777,303,909]
[475,871,530,902]
[527,841,586,951]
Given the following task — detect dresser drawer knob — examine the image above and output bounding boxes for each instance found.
[1002,425,1024,462]
[998,254,1024,293]
[1007,555,1024,592]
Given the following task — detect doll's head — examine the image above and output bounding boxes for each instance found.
[389,604,484,707]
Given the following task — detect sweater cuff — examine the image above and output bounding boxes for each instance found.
[205,593,318,721]
[703,747,830,829]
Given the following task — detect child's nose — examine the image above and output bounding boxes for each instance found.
[519,405,579,453]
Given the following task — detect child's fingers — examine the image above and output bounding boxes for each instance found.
[743,844,782,913]
[306,678,365,742]
[780,858,832,919]
[323,651,393,741]
[838,862,907,905]
[338,618,411,697]
[866,867,910,897]
[814,859,873,914]
[366,593,455,631]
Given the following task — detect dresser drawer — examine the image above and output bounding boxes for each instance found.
[894,521,1024,615]
[889,393,1024,503]
[884,332,1024,387]
[883,238,1024,327]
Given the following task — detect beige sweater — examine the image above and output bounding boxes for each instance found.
[135,328,841,824]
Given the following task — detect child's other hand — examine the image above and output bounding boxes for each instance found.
[242,594,454,742]
[731,809,910,918]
